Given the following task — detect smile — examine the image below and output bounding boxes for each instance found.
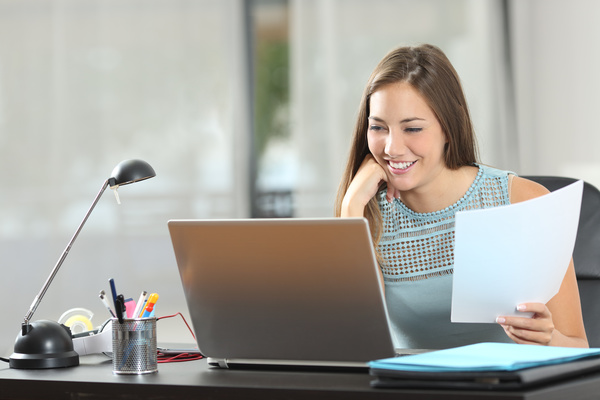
[389,160,416,170]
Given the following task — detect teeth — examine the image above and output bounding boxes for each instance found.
[390,161,415,170]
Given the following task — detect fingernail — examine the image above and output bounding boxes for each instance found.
[516,304,526,311]
[496,317,506,324]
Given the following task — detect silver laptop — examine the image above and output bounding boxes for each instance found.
[168,217,396,369]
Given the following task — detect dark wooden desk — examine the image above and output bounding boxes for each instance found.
[2,354,600,400]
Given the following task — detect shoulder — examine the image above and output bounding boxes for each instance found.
[478,164,513,178]
[509,175,550,204]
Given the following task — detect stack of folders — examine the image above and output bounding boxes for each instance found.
[369,343,600,390]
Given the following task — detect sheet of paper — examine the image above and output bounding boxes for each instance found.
[451,180,583,323]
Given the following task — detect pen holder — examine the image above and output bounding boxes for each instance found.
[111,317,157,375]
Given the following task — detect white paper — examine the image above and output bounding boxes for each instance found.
[451,180,583,323]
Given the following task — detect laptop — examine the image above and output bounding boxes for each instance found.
[168,217,397,369]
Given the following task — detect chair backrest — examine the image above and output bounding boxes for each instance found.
[523,176,600,346]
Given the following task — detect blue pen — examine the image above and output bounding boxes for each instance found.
[109,278,118,310]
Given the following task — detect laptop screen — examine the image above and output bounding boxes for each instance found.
[168,218,396,367]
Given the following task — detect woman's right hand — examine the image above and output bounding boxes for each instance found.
[341,155,397,217]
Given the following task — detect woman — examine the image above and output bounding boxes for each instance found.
[335,44,588,349]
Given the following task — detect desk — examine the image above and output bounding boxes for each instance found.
[2,354,600,400]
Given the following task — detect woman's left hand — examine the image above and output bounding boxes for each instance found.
[496,303,555,346]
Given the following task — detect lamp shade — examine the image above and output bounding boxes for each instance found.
[109,159,156,187]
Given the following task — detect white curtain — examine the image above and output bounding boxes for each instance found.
[0,0,250,354]
[289,0,515,217]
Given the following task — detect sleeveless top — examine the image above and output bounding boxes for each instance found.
[377,164,515,349]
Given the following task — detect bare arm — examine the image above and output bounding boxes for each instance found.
[497,176,588,347]
[341,155,396,218]
[340,155,393,288]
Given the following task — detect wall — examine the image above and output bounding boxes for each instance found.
[510,0,600,187]
[0,0,598,357]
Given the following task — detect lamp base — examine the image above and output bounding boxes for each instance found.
[9,320,79,369]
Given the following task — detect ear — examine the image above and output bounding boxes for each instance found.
[443,140,452,168]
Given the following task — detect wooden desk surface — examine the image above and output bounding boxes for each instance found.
[2,354,600,400]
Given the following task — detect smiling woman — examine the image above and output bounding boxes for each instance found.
[335,44,588,350]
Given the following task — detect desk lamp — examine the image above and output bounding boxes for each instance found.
[9,159,156,369]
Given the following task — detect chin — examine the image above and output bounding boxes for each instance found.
[388,179,415,193]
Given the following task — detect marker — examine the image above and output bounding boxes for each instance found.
[137,298,148,318]
[141,293,159,318]
[124,298,135,319]
[132,291,148,319]
[99,290,116,318]
[115,294,125,323]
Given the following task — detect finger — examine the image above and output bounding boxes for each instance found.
[496,302,551,327]
[503,328,546,346]
[384,184,393,202]
[386,186,403,202]
[497,315,551,331]
[503,324,553,345]
[347,155,388,204]
[516,302,551,318]
[497,312,554,346]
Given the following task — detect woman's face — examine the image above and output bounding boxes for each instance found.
[367,82,448,193]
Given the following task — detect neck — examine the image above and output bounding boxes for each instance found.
[399,166,478,214]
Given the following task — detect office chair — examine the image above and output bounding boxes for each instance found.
[523,176,600,347]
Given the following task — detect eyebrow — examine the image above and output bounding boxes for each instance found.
[368,116,425,124]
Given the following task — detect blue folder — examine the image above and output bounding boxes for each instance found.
[369,343,600,390]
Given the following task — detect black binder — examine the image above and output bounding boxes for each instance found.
[371,351,600,390]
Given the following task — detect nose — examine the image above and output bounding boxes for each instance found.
[384,130,405,158]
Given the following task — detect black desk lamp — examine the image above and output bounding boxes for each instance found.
[9,159,156,369]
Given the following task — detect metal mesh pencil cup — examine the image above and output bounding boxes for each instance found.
[112,317,158,375]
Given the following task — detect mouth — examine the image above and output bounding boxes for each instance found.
[388,160,416,172]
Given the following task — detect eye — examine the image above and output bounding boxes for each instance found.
[405,127,422,133]
[368,125,386,132]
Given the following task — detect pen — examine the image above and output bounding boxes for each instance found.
[109,278,119,310]
[115,294,125,323]
[141,293,159,318]
[137,299,148,318]
[132,291,148,319]
[99,290,116,318]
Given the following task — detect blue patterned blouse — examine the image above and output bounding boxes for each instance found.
[377,164,515,349]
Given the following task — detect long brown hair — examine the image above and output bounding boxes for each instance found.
[335,44,479,247]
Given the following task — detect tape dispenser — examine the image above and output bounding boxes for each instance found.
[58,308,112,357]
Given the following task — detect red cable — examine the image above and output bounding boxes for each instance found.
[157,352,203,363]
[155,312,203,363]
[157,312,196,340]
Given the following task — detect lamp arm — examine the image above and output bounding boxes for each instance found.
[23,179,111,327]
